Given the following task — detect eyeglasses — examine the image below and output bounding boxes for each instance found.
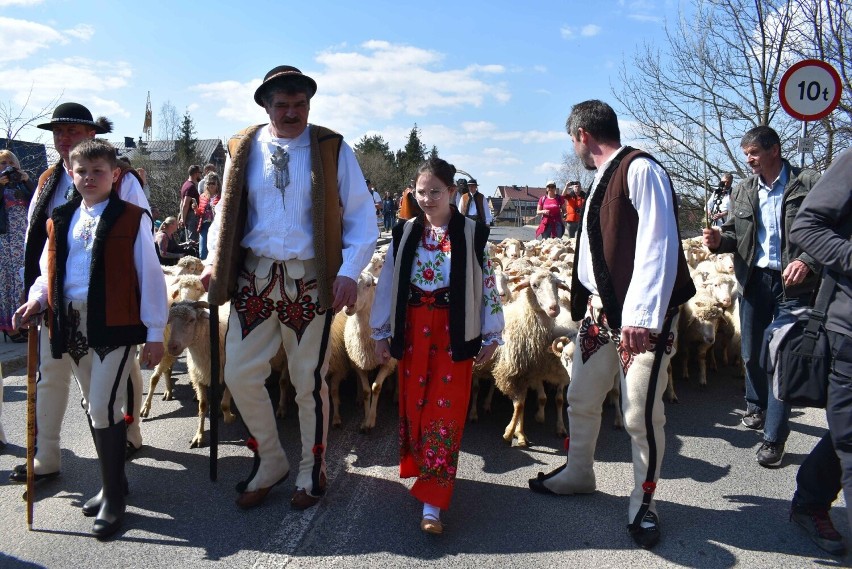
[414,188,448,200]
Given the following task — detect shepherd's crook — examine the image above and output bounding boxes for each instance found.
[25,325,38,530]
[209,306,219,481]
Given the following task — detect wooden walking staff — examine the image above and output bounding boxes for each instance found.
[25,325,38,530]
[209,306,219,481]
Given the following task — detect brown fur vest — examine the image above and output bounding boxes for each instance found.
[207,124,344,309]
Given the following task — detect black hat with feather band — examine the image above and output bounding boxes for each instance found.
[37,102,113,134]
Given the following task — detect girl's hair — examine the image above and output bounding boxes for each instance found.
[0,149,21,169]
[160,216,178,231]
[203,172,221,193]
[414,157,456,188]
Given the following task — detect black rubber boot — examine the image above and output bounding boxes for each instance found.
[82,420,128,517]
[91,422,127,539]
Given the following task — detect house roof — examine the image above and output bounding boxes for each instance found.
[0,138,48,176]
[111,138,226,165]
[497,185,549,202]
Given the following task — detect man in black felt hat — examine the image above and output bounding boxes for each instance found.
[10,102,151,488]
[201,66,377,511]
[456,178,492,225]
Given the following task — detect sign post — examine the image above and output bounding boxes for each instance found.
[778,59,842,167]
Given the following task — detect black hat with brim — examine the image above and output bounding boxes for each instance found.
[36,102,110,134]
[254,65,318,106]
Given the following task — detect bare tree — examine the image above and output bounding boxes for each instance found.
[157,101,181,141]
[0,88,61,142]
[612,0,850,234]
[557,152,595,190]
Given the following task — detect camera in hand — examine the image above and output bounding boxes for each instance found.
[0,165,21,184]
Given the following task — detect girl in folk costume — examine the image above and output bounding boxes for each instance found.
[371,158,504,534]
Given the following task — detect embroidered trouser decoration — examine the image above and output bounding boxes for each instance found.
[224,258,332,495]
[554,299,678,523]
[65,303,133,429]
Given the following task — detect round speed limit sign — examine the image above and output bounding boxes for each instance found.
[779,59,842,121]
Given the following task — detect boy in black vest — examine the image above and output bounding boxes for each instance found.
[14,139,168,539]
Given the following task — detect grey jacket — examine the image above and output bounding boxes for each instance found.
[712,160,820,298]
[790,148,852,336]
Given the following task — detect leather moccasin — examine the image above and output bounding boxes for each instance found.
[235,471,289,510]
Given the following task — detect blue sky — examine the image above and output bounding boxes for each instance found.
[1,0,680,195]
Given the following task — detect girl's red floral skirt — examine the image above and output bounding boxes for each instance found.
[397,301,473,510]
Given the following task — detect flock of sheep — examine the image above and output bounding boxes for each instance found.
[138,236,741,450]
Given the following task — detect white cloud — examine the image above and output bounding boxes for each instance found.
[628,13,662,23]
[581,24,602,37]
[0,0,44,5]
[0,17,63,62]
[534,161,563,175]
[65,24,95,41]
[560,26,575,39]
[192,41,511,136]
[1,58,133,111]
[0,18,95,62]
[492,130,568,144]
[533,65,548,73]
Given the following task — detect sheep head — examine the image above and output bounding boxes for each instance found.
[166,301,209,356]
[511,269,562,318]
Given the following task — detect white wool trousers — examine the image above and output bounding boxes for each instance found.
[224,255,332,495]
[31,313,143,474]
[566,298,678,526]
[64,302,135,430]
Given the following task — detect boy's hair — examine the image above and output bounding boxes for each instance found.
[69,138,118,169]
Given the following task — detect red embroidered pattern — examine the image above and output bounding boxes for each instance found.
[274,277,327,343]
[579,316,611,363]
[618,329,674,376]
[233,269,278,339]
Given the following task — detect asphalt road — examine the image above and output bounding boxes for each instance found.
[0,354,847,568]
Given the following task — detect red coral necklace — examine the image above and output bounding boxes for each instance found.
[421,226,448,252]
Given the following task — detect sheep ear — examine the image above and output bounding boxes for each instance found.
[192,300,210,310]
[507,274,525,283]
[512,281,531,292]
[171,289,179,300]
[556,280,571,292]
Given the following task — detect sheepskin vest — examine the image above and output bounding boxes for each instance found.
[46,192,147,359]
[207,124,343,309]
[570,147,695,327]
[25,162,143,292]
[459,191,487,223]
[389,210,489,362]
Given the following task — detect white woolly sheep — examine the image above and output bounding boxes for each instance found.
[162,255,205,276]
[164,301,235,448]
[343,271,398,432]
[675,291,725,389]
[486,268,569,446]
[141,274,207,419]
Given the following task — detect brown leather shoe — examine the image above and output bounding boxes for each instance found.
[420,515,443,535]
[290,473,327,510]
[235,471,289,510]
